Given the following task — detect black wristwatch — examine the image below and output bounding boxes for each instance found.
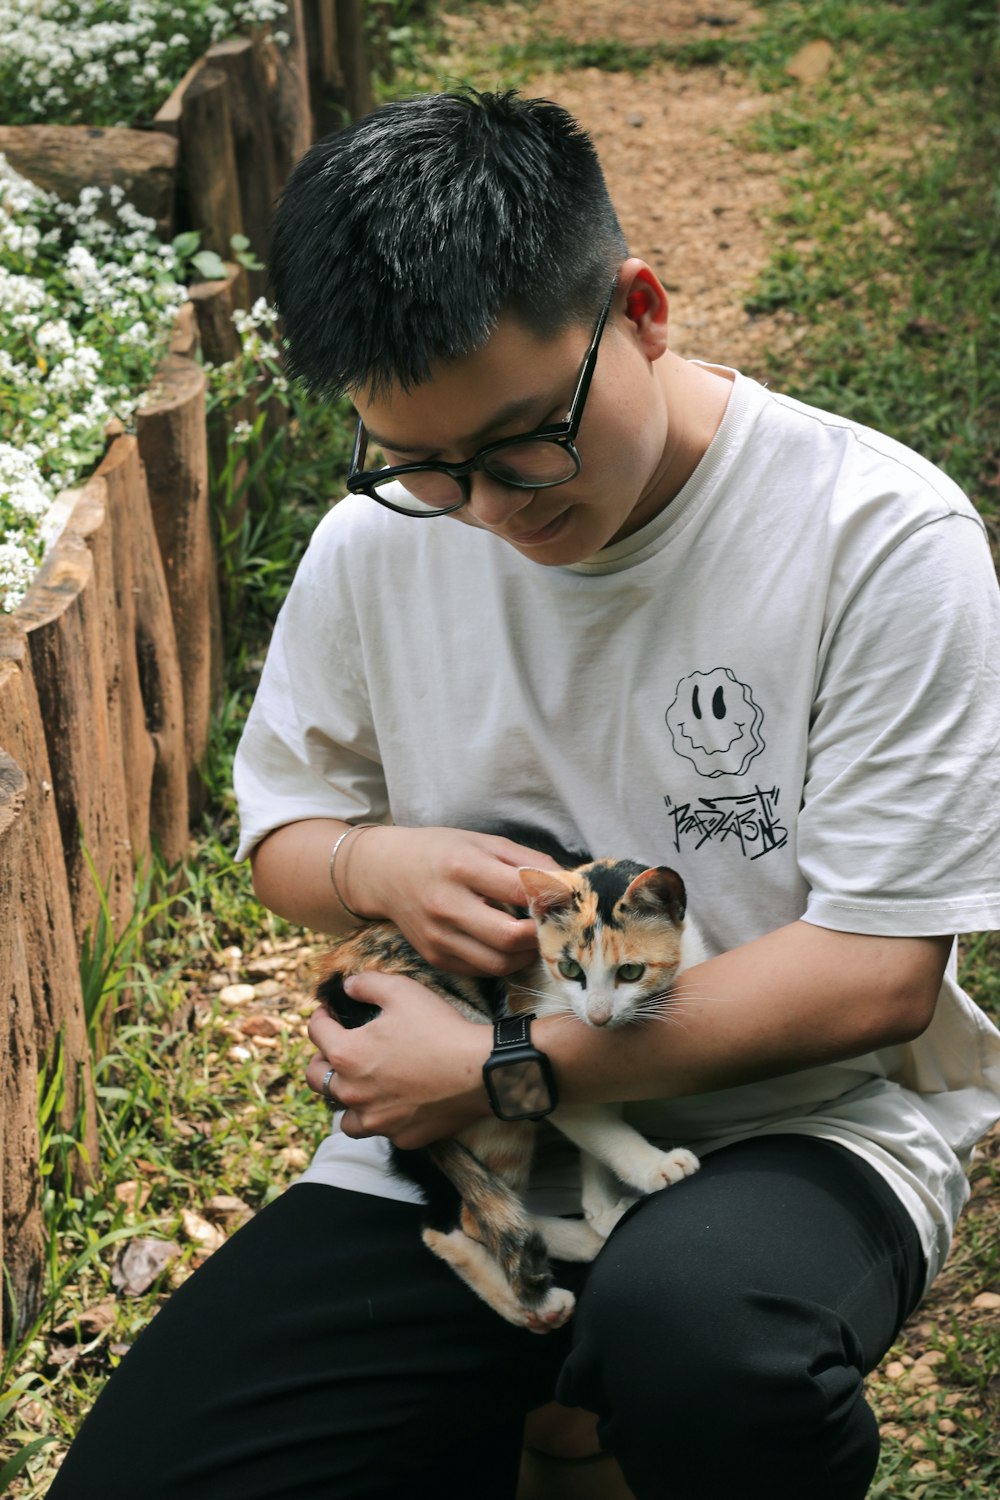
[482,1014,558,1122]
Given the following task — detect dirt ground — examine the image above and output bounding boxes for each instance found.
[437,0,785,372]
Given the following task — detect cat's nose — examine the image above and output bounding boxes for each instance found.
[586,1002,613,1027]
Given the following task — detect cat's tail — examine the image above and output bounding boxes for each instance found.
[428,1136,553,1307]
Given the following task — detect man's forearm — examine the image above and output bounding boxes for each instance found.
[250,818,359,934]
[537,921,953,1107]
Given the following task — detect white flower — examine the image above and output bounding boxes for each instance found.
[232,419,254,441]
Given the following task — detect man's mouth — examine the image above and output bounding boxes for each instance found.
[504,510,569,546]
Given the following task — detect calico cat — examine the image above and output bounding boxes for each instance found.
[315,858,705,1332]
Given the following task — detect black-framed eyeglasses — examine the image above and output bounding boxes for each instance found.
[346,274,620,517]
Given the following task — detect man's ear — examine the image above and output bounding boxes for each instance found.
[620,259,669,360]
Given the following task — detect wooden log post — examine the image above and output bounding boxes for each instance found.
[303,0,346,139]
[335,0,375,121]
[0,630,99,1199]
[95,438,189,870]
[178,66,245,260]
[188,265,256,614]
[0,126,179,241]
[18,483,135,951]
[136,356,223,815]
[203,36,280,300]
[257,0,313,180]
[0,749,44,1351]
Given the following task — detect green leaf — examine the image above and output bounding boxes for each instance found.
[230,233,251,252]
[0,1436,57,1493]
[190,250,229,282]
[171,230,201,260]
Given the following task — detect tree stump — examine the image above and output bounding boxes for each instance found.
[136,355,222,815]
[303,0,345,138]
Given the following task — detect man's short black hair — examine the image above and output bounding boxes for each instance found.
[269,88,628,398]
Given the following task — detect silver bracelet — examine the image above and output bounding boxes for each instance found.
[329,823,377,919]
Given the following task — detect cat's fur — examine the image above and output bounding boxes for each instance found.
[315,858,704,1331]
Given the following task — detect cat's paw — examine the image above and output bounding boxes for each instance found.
[584,1196,636,1240]
[522,1285,576,1335]
[626,1147,700,1195]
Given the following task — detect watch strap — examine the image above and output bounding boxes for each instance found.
[492,1013,537,1050]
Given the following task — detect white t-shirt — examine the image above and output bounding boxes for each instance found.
[234,370,1000,1286]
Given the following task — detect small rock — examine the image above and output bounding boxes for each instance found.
[884,1360,906,1380]
[624,112,645,128]
[219,983,256,1007]
[220,945,242,963]
[246,954,288,977]
[937,1418,958,1436]
[971,1290,1000,1310]
[227,1044,253,1062]
[252,979,282,999]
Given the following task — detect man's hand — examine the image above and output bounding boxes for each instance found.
[253,821,563,975]
[346,825,563,975]
[306,970,493,1148]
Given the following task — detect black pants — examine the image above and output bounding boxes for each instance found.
[47,1135,925,1500]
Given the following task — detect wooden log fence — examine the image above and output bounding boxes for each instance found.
[0,1,373,1352]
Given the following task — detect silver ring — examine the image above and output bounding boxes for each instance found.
[321,1066,342,1109]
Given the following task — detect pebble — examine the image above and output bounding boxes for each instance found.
[226,1045,253,1063]
[218,984,256,1007]
[971,1290,1000,1310]
[937,1418,958,1436]
[241,1015,284,1038]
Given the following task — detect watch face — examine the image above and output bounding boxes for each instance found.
[490,1057,553,1119]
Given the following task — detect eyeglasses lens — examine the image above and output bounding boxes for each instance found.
[483,441,578,487]
[364,442,464,514]
[363,438,579,515]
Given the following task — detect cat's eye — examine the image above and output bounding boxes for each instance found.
[558,959,584,981]
[617,963,646,983]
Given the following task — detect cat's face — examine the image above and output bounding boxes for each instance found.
[518,859,687,1028]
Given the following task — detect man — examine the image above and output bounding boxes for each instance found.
[49,88,1000,1500]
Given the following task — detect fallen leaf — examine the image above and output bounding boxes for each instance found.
[181,1209,227,1252]
[971,1290,1000,1309]
[114,1180,152,1211]
[110,1238,180,1297]
[241,1014,284,1038]
[52,1300,117,1343]
[203,1194,254,1229]
[786,39,835,84]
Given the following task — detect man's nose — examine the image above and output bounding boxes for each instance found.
[465,471,532,528]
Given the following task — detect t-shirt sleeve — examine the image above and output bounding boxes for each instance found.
[232,508,390,861]
[800,511,1000,936]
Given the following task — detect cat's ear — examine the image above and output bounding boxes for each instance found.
[623,867,687,924]
[518,866,577,918]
